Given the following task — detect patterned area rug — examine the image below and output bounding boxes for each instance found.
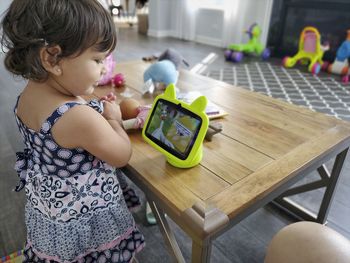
[204,62,350,121]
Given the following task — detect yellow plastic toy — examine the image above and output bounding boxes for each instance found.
[282,27,329,75]
[142,84,209,168]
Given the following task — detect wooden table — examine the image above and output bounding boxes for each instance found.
[95,60,350,262]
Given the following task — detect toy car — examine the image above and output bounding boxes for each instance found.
[282,27,329,75]
[327,29,350,83]
[224,23,270,62]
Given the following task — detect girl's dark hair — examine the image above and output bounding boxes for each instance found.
[1,0,117,81]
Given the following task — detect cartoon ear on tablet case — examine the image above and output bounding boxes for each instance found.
[142,84,209,168]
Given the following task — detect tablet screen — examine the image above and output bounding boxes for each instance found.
[144,99,202,160]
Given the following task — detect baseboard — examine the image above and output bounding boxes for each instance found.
[147,30,224,47]
[147,29,174,38]
[195,35,223,47]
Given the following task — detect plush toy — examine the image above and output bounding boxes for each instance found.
[122,105,151,130]
[98,54,125,88]
[113,73,125,87]
[120,98,141,120]
[119,98,151,130]
[143,48,189,89]
[100,92,151,130]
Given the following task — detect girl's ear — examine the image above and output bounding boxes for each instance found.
[40,45,62,76]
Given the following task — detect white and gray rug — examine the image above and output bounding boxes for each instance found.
[204,62,350,121]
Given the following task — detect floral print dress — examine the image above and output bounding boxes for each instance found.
[14,98,145,263]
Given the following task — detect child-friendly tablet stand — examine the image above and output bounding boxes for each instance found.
[142,84,209,168]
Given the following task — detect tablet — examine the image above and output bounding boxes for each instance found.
[142,84,209,168]
[144,98,202,160]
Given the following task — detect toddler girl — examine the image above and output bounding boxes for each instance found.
[1,0,144,262]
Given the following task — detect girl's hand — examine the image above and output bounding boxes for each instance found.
[100,92,116,102]
[102,100,122,123]
[100,92,121,122]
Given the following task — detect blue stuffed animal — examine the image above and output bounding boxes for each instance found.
[143,48,189,88]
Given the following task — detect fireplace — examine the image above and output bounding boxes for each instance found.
[267,0,350,61]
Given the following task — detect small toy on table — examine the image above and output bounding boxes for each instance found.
[282,26,329,75]
[142,48,189,93]
[112,73,125,88]
[205,122,223,141]
[120,98,151,130]
[327,29,350,83]
[98,93,149,130]
[224,23,270,62]
[98,54,125,88]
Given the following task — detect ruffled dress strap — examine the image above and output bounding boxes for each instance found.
[87,98,104,114]
[13,95,33,191]
[13,95,20,113]
[13,95,26,137]
[39,99,103,135]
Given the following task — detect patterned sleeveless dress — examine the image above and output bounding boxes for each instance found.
[13,98,145,263]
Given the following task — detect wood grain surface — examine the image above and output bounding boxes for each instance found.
[95,60,350,234]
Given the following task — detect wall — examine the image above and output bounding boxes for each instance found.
[243,0,273,47]
[0,0,11,15]
[0,0,12,53]
[148,0,273,48]
[148,0,174,37]
[195,8,224,47]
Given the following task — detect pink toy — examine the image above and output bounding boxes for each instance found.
[98,54,125,87]
[122,105,151,130]
[99,92,150,130]
[98,54,115,85]
[112,73,125,88]
[282,27,329,75]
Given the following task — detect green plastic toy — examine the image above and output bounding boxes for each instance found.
[224,23,270,62]
[282,26,329,75]
[142,84,209,168]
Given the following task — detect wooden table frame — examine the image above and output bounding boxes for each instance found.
[273,148,348,224]
[96,61,350,262]
[123,147,348,262]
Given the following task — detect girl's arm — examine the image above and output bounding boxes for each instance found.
[51,104,132,167]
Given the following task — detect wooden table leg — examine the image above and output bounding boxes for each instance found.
[182,202,229,263]
[273,148,349,223]
[192,238,212,263]
[121,168,229,263]
[317,148,348,223]
[148,200,186,263]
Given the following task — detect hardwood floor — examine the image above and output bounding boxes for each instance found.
[1,26,349,262]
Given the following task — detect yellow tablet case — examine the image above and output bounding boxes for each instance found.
[142,84,209,168]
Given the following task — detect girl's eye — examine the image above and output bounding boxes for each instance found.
[94,59,104,64]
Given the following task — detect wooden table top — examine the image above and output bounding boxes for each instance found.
[96,60,350,224]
